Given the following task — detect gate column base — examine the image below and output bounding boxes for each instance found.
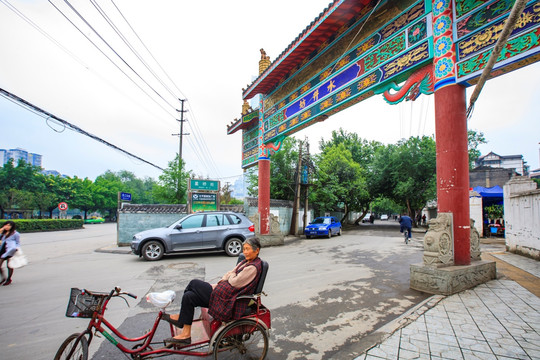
[410,261,496,295]
[256,234,284,247]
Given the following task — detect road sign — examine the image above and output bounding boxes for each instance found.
[190,179,219,191]
[191,192,217,212]
[58,202,68,211]
[120,192,132,201]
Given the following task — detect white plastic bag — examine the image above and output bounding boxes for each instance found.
[8,248,28,269]
[146,290,176,308]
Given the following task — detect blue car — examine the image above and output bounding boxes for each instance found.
[304,216,342,238]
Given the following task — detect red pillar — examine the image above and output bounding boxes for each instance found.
[434,84,470,265]
[258,158,271,235]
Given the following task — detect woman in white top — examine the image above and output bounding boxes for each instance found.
[0,221,21,286]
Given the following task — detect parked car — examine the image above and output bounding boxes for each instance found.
[362,213,371,223]
[380,214,389,221]
[84,217,105,224]
[131,211,255,261]
[304,216,342,238]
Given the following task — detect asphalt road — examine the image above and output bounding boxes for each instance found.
[0,221,429,360]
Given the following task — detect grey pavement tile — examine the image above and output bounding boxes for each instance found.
[489,344,530,358]
[523,347,540,359]
[482,331,507,341]
[364,355,386,360]
[396,348,424,359]
[456,337,494,353]
[428,342,464,359]
[401,332,429,344]
[354,354,367,360]
[366,344,398,359]
[428,334,460,348]
[461,349,497,360]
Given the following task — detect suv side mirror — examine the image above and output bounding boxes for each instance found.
[175,224,182,230]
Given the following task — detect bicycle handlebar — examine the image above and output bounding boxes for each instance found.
[83,287,137,300]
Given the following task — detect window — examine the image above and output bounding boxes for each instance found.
[225,214,242,225]
[180,215,204,229]
[206,214,223,227]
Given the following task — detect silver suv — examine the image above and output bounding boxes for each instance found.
[131,211,255,261]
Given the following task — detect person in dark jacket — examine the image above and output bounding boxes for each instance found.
[0,221,21,286]
[162,237,263,346]
[399,214,413,240]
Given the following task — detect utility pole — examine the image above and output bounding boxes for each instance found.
[290,141,303,235]
[172,99,189,203]
[172,99,189,169]
[302,141,310,234]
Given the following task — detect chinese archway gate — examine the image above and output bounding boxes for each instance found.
[227,0,539,293]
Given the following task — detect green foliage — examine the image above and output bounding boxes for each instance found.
[371,197,402,215]
[0,154,180,220]
[317,129,380,222]
[532,178,540,188]
[485,204,503,220]
[5,219,84,232]
[152,155,192,204]
[244,137,300,201]
[371,136,437,219]
[311,143,368,219]
[468,129,487,169]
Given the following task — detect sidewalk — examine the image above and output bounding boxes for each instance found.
[355,252,540,360]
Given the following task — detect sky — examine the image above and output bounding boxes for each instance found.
[1,0,539,188]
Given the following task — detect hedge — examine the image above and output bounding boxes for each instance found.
[2,219,84,233]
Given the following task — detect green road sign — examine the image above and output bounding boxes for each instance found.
[190,179,219,191]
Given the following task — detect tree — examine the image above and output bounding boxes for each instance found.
[468,129,487,169]
[311,143,368,222]
[371,136,437,224]
[93,171,124,219]
[319,129,382,223]
[153,155,192,204]
[69,177,95,219]
[0,159,45,217]
[244,137,300,201]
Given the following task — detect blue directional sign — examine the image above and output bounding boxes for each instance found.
[120,192,132,201]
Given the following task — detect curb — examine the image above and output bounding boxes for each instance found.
[95,246,132,255]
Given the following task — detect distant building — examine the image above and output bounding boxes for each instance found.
[232,176,246,199]
[1,148,42,167]
[475,151,528,176]
[41,169,62,177]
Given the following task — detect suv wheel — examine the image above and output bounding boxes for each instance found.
[142,240,164,261]
[224,238,243,257]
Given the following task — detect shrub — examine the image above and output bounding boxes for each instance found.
[1,219,84,233]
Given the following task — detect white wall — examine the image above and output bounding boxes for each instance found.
[469,191,483,235]
[503,177,540,259]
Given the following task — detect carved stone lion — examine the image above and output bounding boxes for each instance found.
[423,213,453,267]
[470,218,481,261]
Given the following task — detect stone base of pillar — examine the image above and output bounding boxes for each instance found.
[257,233,284,247]
[410,260,496,295]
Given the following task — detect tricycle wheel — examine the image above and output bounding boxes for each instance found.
[54,333,88,360]
[213,319,268,359]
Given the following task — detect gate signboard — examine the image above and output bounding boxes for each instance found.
[191,193,217,212]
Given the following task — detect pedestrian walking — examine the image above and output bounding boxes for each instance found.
[0,221,21,286]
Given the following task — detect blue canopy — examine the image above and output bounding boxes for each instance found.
[473,185,503,198]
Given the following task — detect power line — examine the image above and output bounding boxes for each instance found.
[2,0,177,128]
[48,0,178,119]
[0,87,164,171]
[62,0,178,110]
[89,0,179,100]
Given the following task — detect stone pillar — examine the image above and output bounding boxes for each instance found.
[258,158,271,235]
[432,0,470,265]
[434,84,470,265]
